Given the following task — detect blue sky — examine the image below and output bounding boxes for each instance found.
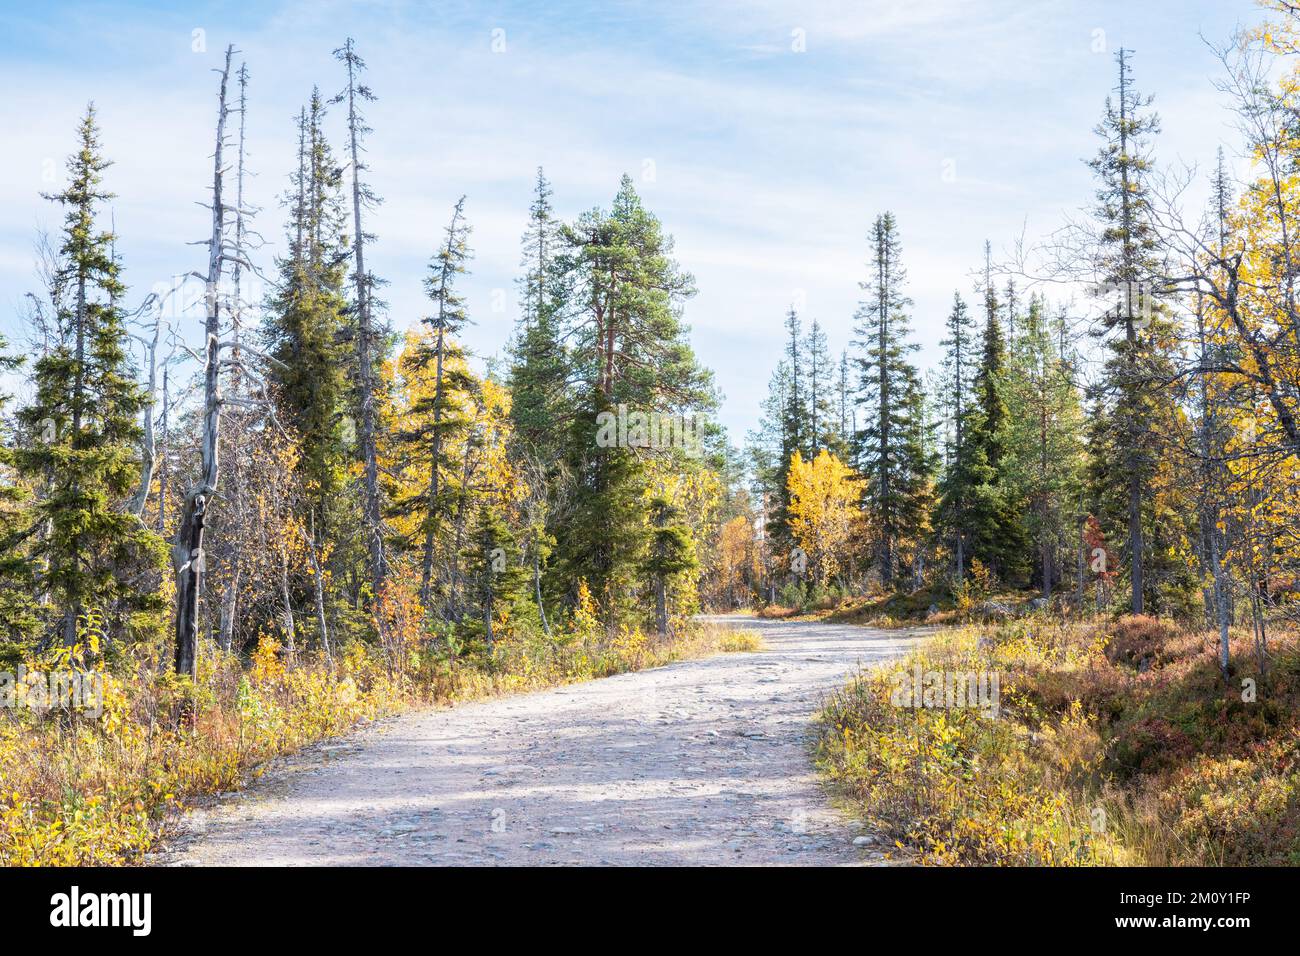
[0,0,1264,442]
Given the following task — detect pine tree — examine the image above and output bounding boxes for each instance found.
[508,168,569,462]
[552,175,710,626]
[935,291,977,578]
[644,494,697,636]
[16,106,165,645]
[1085,48,1185,613]
[852,212,928,585]
[414,196,474,608]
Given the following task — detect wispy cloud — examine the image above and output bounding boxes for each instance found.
[0,0,1265,440]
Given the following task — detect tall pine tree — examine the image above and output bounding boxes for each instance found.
[852,212,929,585]
[17,106,165,646]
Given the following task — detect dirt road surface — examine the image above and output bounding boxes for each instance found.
[159,615,925,866]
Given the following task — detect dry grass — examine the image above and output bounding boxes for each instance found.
[0,614,745,866]
[713,626,764,652]
[817,613,1300,866]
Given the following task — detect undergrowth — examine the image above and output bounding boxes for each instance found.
[0,616,760,865]
[817,614,1300,865]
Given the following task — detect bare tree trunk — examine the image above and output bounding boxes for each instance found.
[130,310,161,517]
[1195,297,1232,681]
[173,46,233,678]
[158,367,169,534]
[218,565,240,653]
[338,38,387,604]
[279,545,296,662]
[174,495,207,677]
[302,528,332,667]
[219,60,251,656]
[534,544,550,636]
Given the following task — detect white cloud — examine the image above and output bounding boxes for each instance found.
[0,0,1271,442]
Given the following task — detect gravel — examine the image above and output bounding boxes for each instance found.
[158,614,924,867]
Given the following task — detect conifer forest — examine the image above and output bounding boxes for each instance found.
[1,1,1298,916]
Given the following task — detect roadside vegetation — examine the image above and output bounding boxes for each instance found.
[817,612,1300,865]
[0,614,759,865]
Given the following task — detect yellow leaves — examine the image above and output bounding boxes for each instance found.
[815,618,1135,865]
[572,578,600,637]
[250,635,285,685]
[374,578,426,674]
[786,449,860,585]
[381,326,526,547]
[716,514,760,598]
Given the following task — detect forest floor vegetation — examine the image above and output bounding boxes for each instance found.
[817,612,1300,865]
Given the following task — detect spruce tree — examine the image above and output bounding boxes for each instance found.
[806,317,834,454]
[644,494,697,636]
[963,252,1029,581]
[852,212,928,585]
[508,168,569,462]
[1085,48,1184,613]
[414,196,474,608]
[935,291,978,578]
[1004,295,1086,597]
[264,92,351,539]
[833,349,853,456]
[469,501,526,651]
[16,106,165,645]
[748,358,796,557]
[0,335,39,651]
[782,307,807,459]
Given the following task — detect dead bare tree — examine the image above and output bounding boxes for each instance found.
[172,47,236,679]
[333,37,389,606]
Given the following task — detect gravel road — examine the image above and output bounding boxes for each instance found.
[159,614,925,866]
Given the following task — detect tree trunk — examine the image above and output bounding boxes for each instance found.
[173,47,232,676]
[279,545,296,661]
[174,495,207,678]
[302,529,332,667]
[534,545,550,636]
[1076,512,1085,610]
[655,575,668,638]
[130,313,160,518]
[420,320,446,607]
[218,563,239,653]
[341,41,387,603]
